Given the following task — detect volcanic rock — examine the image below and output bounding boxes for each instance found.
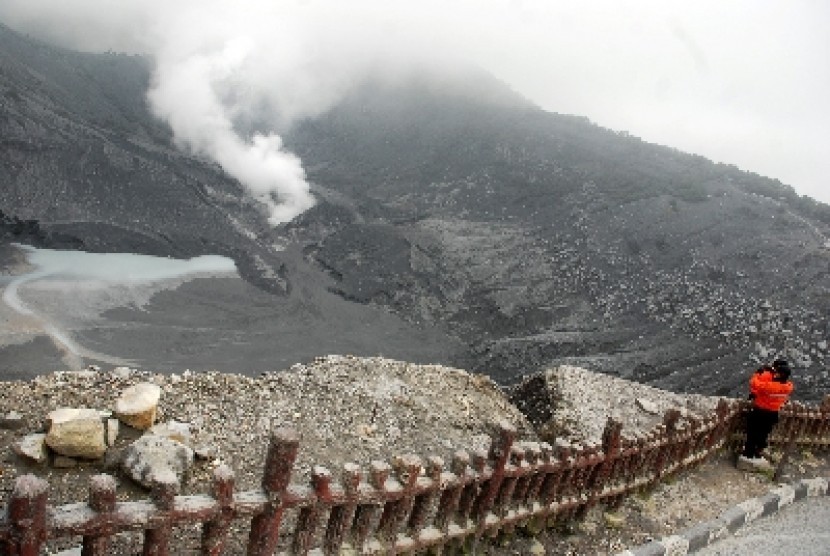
[45,408,106,459]
[121,434,195,489]
[12,433,47,463]
[115,382,161,430]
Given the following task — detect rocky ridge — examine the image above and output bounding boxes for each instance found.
[1,357,827,554]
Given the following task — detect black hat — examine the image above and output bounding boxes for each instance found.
[772,359,789,369]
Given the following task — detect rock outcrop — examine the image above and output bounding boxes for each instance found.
[508,365,722,445]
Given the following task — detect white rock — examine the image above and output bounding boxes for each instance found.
[12,433,47,463]
[636,398,660,415]
[45,408,107,459]
[115,383,161,430]
[149,421,192,447]
[121,434,194,489]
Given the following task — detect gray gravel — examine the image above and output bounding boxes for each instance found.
[697,496,830,555]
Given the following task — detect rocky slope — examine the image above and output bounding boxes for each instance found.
[1,359,826,555]
[1,22,829,400]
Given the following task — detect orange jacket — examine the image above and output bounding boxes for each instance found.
[750,370,793,412]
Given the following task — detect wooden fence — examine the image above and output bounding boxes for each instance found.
[2,397,829,555]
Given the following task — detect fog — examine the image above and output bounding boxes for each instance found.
[1,1,827,207]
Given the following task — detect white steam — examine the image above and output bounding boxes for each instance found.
[148,35,314,224]
[1,1,827,205]
[0,0,407,225]
[0,0,471,223]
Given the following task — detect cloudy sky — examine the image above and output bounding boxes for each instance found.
[1,0,828,209]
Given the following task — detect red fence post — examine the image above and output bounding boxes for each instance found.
[5,474,48,556]
[408,456,443,537]
[494,445,524,536]
[433,451,469,533]
[82,474,117,556]
[376,454,421,547]
[513,443,538,508]
[472,422,515,539]
[521,442,548,509]
[143,471,179,556]
[457,448,486,524]
[201,464,236,556]
[351,460,390,550]
[323,463,360,555]
[541,440,572,518]
[293,466,332,554]
[247,427,300,556]
[588,417,622,506]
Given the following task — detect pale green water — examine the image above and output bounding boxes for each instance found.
[2,244,238,367]
[16,244,237,283]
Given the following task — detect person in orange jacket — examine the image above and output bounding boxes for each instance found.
[741,359,794,461]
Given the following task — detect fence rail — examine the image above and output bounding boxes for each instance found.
[2,397,830,555]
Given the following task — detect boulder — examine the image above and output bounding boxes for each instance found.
[121,434,194,489]
[148,420,192,447]
[12,433,47,463]
[508,366,719,445]
[45,408,106,459]
[115,383,161,430]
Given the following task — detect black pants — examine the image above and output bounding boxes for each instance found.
[742,407,779,458]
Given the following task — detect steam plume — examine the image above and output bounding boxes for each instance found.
[148,35,314,224]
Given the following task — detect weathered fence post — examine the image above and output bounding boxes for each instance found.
[513,443,539,509]
[472,422,516,540]
[543,440,573,523]
[293,466,332,554]
[408,456,443,539]
[5,474,48,556]
[588,418,622,507]
[82,474,117,556]
[201,465,236,555]
[143,471,179,556]
[376,454,421,548]
[352,460,390,550]
[494,445,525,537]
[433,451,469,533]
[247,427,300,556]
[458,449,487,524]
[323,463,360,555]
[708,399,732,452]
[521,442,548,511]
